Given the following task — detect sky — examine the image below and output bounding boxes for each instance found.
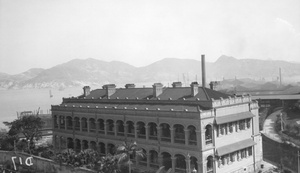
[0,0,300,75]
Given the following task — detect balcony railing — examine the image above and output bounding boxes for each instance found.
[67,126,73,130]
[189,140,197,145]
[107,131,114,135]
[138,134,146,139]
[82,128,88,132]
[98,130,104,134]
[174,138,185,144]
[161,137,171,142]
[74,126,80,131]
[127,133,135,138]
[117,132,125,136]
[89,129,96,133]
[149,135,157,140]
[206,139,212,145]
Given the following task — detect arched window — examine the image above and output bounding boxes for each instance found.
[188,125,197,145]
[107,119,114,135]
[150,150,159,168]
[148,122,158,140]
[207,155,214,173]
[126,121,134,137]
[90,141,97,151]
[66,116,73,130]
[81,118,88,132]
[75,139,81,152]
[205,124,213,145]
[98,119,104,133]
[162,152,172,171]
[99,142,105,155]
[116,120,124,136]
[67,137,74,149]
[74,117,80,131]
[174,124,185,144]
[160,123,171,142]
[89,118,96,132]
[175,154,186,172]
[137,122,146,139]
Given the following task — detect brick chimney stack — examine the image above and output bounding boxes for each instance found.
[83,86,90,97]
[102,84,116,98]
[190,82,199,96]
[153,83,163,98]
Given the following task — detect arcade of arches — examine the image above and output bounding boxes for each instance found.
[53,115,216,173]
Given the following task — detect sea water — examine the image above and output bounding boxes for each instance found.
[0,87,82,129]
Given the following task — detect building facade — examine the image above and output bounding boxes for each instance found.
[52,82,262,173]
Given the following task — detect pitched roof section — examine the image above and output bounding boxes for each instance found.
[82,86,231,101]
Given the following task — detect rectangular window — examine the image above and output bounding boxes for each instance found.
[239,120,245,130]
[230,152,235,162]
[220,124,226,135]
[241,149,246,159]
[229,122,233,133]
[248,147,252,156]
[246,119,251,129]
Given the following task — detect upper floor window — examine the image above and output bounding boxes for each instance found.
[246,119,251,129]
[239,120,245,130]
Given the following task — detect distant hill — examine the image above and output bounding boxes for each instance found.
[1,56,300,89]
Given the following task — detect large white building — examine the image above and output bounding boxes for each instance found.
[52,81,262,173]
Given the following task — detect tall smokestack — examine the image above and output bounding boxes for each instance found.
[201,55,206,87]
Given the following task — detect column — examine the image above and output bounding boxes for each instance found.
[197,161,202,173]
[157,126,161,141]
[114,122,117,136]
[146,125,149,141]
[186,156,191,173]
[72,119,75,131]
[184,128,189,146]
[80,140,83,151]
[104,122,107,135]
[171,156,176,173]
[236,122,240,132]
[170,127,174,144]
[134,124,138,139]
[124,124,128,138]
[87,119,90,132]
[196,130,201,149]
[158,154,163,167]
[146,150,150,169]
[79,119,82,132]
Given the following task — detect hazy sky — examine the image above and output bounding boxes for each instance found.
[0,0,299,74]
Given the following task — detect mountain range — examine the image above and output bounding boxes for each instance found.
[1,55,300,90]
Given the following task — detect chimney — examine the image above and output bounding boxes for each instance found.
[153,83,163,98]
[83,86,90,97]
[102,84,116,97]
[172,82,182,88]
[125,83,135,89]
[209,81,219,90]
[201,54,206,87]
[190,82,199,96]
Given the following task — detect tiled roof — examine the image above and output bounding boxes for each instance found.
[82,87,231,101]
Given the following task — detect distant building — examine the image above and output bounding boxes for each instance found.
[52,82,262,173]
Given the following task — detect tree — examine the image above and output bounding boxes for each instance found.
[115,141,145,173]
[3,115,45,151]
